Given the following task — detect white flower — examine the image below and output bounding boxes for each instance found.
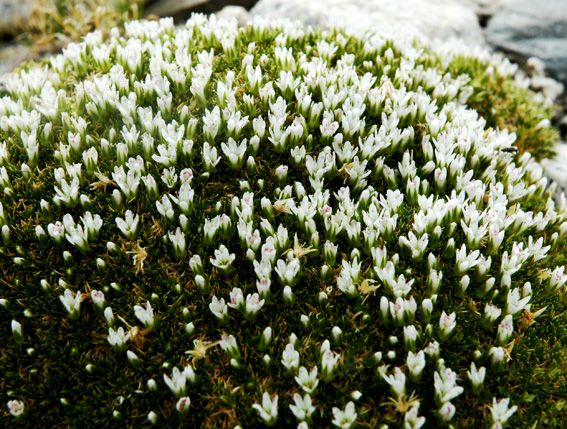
[275,257,300,286]
[282,342,300,372]
[332,401,357,429]
[434,364,463,404]
[107,326,130,350]
[483,303,502,325]
[467,362,486,394]
[294,366,319,394]
[168,227,187,258]
[220,333,240,358]
[489,346,507,367]
[7,399,25,417]
[221,137,247,169]
[407,350,426,381]
[203,106,222,141]
[320,340,340,381]
[202,141,221,171]
[209,296,228,321]
[59,289,82,320]
[289,393,315,422]
[382,367,406,399]
[549,266,566,291]
[53,176,80,207]
[252,392,278,426]
[489,397,518,427]
[210,244,235,273]
[164,366,194,398]
[244,293,265,317]
[112,165,141,200]
[47,221,65,244]
[227,287,244,310]
[115,210,139,240]
[455,244,481,274]
[438,311,456,341]
[134,301,155,329]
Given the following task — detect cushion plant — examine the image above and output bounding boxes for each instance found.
[0,15,565,428]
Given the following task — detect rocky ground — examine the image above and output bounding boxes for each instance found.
[0,0,565,192]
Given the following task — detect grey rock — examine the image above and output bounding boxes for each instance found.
[0,0,34,36]
[216,6,250,26]
[145,0,256,20]
[0,43,35,75]
[459,0,510,17]
[251,0,484,43]
[146,0,208,18]
[541,142,567,197]
[486,0,567,88]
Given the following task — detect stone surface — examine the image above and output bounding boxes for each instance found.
[486,0,567,88]
[145,0,257,20]
[541,142,567,197]
[459,0,510,17]
[146,0,208,17]
[0,43,35,75]
[0,0,34,36]
[216,5,250,26]
[251,0,484,43]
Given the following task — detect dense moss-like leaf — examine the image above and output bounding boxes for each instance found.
[0,15,565,428]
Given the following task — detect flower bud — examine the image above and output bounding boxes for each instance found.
[127,350,142,369]
[467,362,486,394]
[283,286,294,305]
[147,411,158,424]
[257,326,273,352]
[11,320,23,344]
[421,299,433,323]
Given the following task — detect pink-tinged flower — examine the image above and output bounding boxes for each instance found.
[227,287,244,310]
[175,396,191,413]
[244,293,265,317]
[437,402,456,422]
[7,399,25,417]
[59,289,82,320]
[90,290,105,310]
[209,296,228,321]
[438,311,456,341]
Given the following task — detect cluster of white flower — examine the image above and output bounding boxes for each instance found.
[1,13,565,428]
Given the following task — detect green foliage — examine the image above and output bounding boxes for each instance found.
[447,55,559,161]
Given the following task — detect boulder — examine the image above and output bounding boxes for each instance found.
[145,0,256,21]
[0,0,35,36]
[250,0,484,43]
[541,142,567,198]
[486,0,567,88]
[0,43,35,74]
